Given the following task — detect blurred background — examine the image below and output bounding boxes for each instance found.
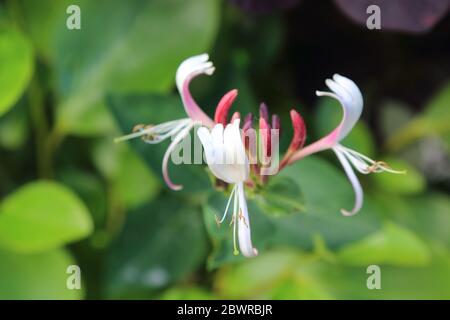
[0,0,449,299]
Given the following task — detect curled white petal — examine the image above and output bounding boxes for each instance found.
[333,146,363,216]
[316,74,363,143]
[176,54,215,127]
[162,121,195,190]
[288,74,364,163]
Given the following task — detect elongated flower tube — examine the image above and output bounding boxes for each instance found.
[287,74,404,216]
[115,54,216,190]
[197,119,258,257]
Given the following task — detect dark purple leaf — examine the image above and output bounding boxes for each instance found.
[229,0,301,13]
[334,0,449,33]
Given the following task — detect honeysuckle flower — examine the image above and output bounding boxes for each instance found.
[197,119,258,257]
[286,74,404,216]
[115,54,216,190]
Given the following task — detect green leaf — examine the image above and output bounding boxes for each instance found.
[0,181,93,253]
[374,193,450,249]
[318,250,450,299]
[371,158,425,195]
[0,99,28,149]
[338,222,431,266]
[0,248,83,299]
[386,82,450,151]
[105,196,208,298]
[92,137,160,210]
[214,249,333,299]
[115,145,161,210]
[21,0,219,135]
[275,156,382,249]
[0,27,33,116]
[108,93,210,193]
[58,169,107,227]
[215,248,450,299]
[255,175,305,216]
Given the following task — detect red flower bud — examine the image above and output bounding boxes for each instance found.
[214,89,238,125]
[288,109,306,151]
[280,109,306,168]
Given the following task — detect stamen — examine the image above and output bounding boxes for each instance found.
[336,145,406,175]
[233,187,239,256]
[114,119,191,144]
[239,209,248,228]
[219,185,237,224]
[214,215,221,228]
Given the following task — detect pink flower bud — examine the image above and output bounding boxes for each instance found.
[259,116,271,158]
[272,114,281,135]
[288,109,306,151]
[280,109,306,168]
[214,89,238,125]
[243,113,253,132]
[259,102,270,123]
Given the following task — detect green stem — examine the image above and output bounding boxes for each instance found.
[28,77,51,178]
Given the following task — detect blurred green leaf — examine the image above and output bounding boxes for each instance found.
[319,249,450,299]
[21,0,219,135]
[315,98,375,157]
[216,248,450,299]
[108,93,210,193]
[0,181,93,253]
[0,99,28,150]
[115,145,160,210]
[58,169,107,227]
[0,27,33,116]
[14,0,68,61]
[105,196,208,298]
[375,193,450,249]
[386,82,450,151]
[380,101,414,140]
[92,137,161,210]
[371,158,425,195]
[338,222,431,266]
[215,249,333,299]
[0,248,83,299]
[275,156,381,249]
[255,175,305,216]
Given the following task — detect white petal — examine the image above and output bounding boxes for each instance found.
[320,74,363,142]
[198,121,249,184]
[333,147,363,216]
[197,127,214,162]
[175,54,215,127]
[176,54,214,91]
[237,183,258,257]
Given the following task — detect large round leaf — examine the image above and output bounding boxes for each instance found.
[0,181,93,252]
[0,248,83,299]
[0,28,33,116]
